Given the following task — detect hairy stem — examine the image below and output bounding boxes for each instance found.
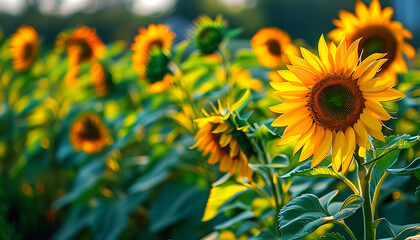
[361,162,376,240]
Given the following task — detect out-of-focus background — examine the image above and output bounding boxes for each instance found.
[1,0,419,47]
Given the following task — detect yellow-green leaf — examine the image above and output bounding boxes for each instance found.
[201,183,248,221]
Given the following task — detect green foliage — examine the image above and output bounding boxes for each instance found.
[278,190,363,240]
[319,233,346,240]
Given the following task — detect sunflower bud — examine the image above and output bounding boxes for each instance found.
[145,48,171,84]
[191,15,227,55]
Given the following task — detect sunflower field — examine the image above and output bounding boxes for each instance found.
[1,0,420,239]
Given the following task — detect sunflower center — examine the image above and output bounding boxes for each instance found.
[80,118,101,140]
[71,40,93,61]
[148,40,163,52]
[23,43,33,60]
[266,39,281,56]
[354,25,397,72]
[308,74,365,131]
[197,27,223,54]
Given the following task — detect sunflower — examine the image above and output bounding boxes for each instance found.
[191,102,253,180]
[190,15,227,55]
[269,35,405,174]
[131,24,175,80]
[90,62,114,97]
[70,112,111,154]
[328,0,415,85]
[251,27,300,69]
[67,26,106,62]
[10,25,39,72]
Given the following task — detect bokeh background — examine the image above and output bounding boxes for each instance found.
[1,1,419,240]
[1,0,419,48]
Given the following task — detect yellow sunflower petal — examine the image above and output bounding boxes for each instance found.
[353,53,387,79]
[363,88,405,102]
[269,101,307,113]
[318,35,335,73]
[332,131,346,172]
[360,111,385,142]
[312,128,332,168]
[357,59,388,86]
[341,127,356,174]
[294,124,316,155]
[271,107,310,127]
[365,100,391,120]
[300,47,326,75]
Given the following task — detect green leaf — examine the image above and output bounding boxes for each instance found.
[292,167,342,178]
[201,182,248,221]
[381,219,420,240]
[149,185,207,232]
[214,210,254,230]
[225,27,243,39]
[387,157,420,176]
[332,195,364,221]
[231,89,251,113]
[319,233,346,240]
[172,40,190,65]
[250,155,289,169]
[370,135,419,199]
[279,192,363,240]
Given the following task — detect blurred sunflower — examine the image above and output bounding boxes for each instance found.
[10,25,39,72]
[67,26,106,62]
[131,24,175,79]
[131,24,175,93]
[191,102,253,180]
[190,15,227,55]
[328,0,415,85]
[270,35,405,174]
[251,27,300,69]
[70,112,111,154]
[90,62,114,97]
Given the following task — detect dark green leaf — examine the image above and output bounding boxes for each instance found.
[381,219,420,240]
[387,157,420,176]
[279,192,363,240]
[318,233,346,240]
[214,210,254,230]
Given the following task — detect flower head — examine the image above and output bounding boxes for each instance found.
[131,24,175,79]
[70,112,111,154]
[90,62,114,97]
[270,35,405,174]
[191,101,253,180]
[328,0,415,85]
[10,25,39,72]
[251,27,300,69]
[67,26,105,62]
[190,15,227,55]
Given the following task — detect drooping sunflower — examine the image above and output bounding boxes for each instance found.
[10,25,39,72]
[270,35,405,174]
[251,27,300,69]
[328,0,415,85]
[191,102,253,180]
[70,112,111,154]
[90,62,114,97]
[67,26,106,62]
[190,15,227,55]
[131,24,175,79]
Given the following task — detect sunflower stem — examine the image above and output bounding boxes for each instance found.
[360,161,376,240]
[261,152,281,237]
